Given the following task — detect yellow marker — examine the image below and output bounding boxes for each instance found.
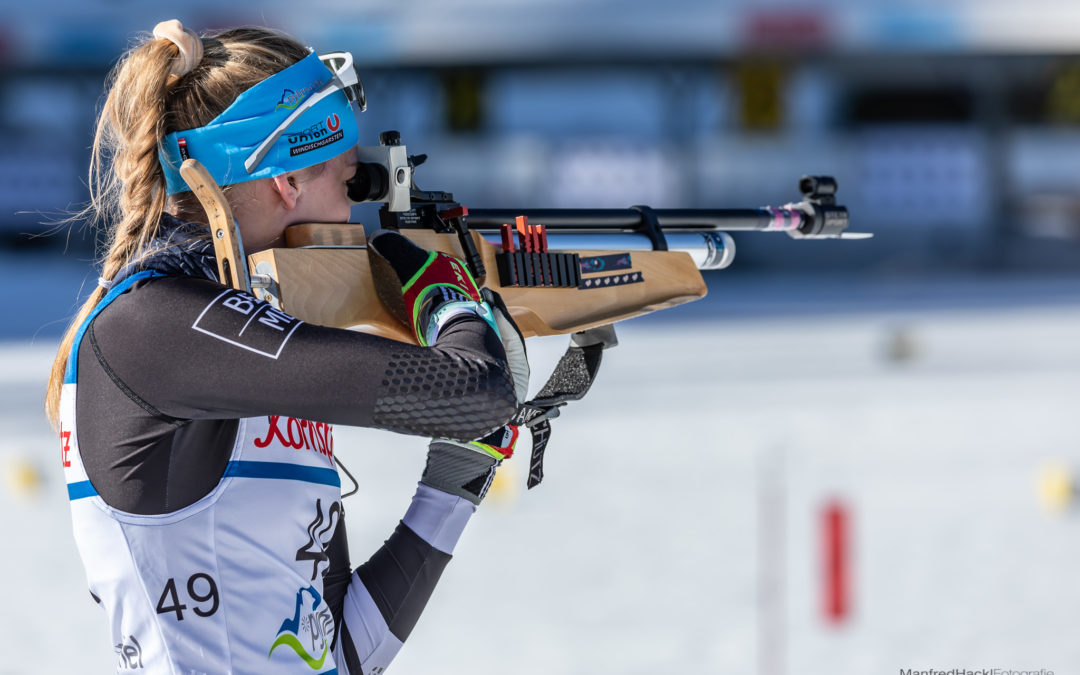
[486,457,520,506]
[4,456,44,501]
[1038,462,1074,513]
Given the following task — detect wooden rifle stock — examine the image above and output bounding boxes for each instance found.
[179,160,251,292]
[246,222,707,344]
[180,158,706,345]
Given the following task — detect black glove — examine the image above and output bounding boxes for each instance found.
[481,288,529,404]
[421,425,519,505]
[367,229,493,346]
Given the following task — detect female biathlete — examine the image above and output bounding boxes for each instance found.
[44,19,529,674]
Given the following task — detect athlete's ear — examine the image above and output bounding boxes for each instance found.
[270,173,300,210]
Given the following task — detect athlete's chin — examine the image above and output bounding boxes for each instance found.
[265,233,287,251]
[325,204,352,224]
[243,231,284,254]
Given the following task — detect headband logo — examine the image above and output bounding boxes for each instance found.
[287,118,345,158]
[275,78,325,111]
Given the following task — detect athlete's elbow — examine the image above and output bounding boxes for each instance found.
[460,368,517,438]
[369,355,517,440]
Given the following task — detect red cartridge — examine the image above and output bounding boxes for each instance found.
[516,216,533,253]
[500,223,515,252]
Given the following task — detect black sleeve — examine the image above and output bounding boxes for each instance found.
[321,507,454,661]
[90,275,516,440]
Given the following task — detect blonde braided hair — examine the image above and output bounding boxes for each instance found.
[45,22,310,427]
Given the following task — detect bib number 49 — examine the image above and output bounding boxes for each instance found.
[156,573,219,621]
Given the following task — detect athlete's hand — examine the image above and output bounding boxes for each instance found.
[481,288,529,405]
[367,230,493,346]
[421,425,520,504]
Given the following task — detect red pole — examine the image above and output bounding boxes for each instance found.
[822,500,850,624]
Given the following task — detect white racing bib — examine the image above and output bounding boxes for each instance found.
[61,272,344,674]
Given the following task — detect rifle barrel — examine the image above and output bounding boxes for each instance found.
[465,208,794,233]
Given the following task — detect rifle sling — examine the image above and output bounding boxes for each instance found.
[512,325,616,488]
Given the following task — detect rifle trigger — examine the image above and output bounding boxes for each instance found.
[437,205,468,220]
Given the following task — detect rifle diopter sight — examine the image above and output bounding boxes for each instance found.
[348,130,413,212]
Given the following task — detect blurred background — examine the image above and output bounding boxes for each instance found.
[3,1,1080,673]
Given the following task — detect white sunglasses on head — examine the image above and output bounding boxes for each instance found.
[244,51,366,174]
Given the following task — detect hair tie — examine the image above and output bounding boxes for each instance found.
[152,19,203,81]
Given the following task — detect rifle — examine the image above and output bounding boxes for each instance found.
[180,130,864,486]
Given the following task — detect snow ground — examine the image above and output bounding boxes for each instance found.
[2,262,1080,674]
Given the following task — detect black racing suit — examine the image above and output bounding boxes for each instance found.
[72,215,516,671]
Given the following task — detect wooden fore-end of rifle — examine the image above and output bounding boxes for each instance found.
[247,223,707,343]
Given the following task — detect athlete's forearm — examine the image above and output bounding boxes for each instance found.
[334,484,474,674]
[90,276,516,440]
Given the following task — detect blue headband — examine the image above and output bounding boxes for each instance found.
[158,51,361,194]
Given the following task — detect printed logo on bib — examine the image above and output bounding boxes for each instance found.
[268,585,333,671]
[192,290,303,358]
[295,499,341,581]
[255,416,334,460]
[115,634,144,670]
[60,423,72,468]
